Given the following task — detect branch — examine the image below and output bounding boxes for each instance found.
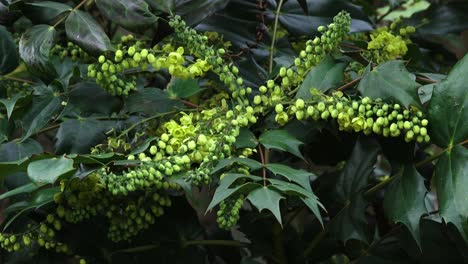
[269,0,285,74]
[337,77,362,91]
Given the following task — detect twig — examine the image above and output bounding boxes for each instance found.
[258,144,267,186]
[269,0,285,74]
[337,77,362,91]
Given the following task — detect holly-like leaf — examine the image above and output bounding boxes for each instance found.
[296,56,346,99]
[0,25,19,75]
[358,61,421,108]
[0,94,24,120]
[55,118,118,154]
[211,158,262,175]
[175,0,229,26]
[427,54,468,147]
[146,0,175,13]
[19,24,57,80]
[125,88,182,116]
[96,0,157,29]
[0,182,43,201]
[206,173,262,212]
[26,1,72,23]
[247,186,285,225]
[383,164,428,248]
[167,78,202,99]
[65,10,112,55]
[265,163,315,191]
[259,130,304,159]
[329,137,380,243]
[27,156,75,184]
[20,91,62,141]
[235,128,258,149]
[271,0,372,36]
[434,145,468,242]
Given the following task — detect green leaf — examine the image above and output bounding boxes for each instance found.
[55,118,118,154]
[0,139,43,162]
[19,24,57,80]
[434,145,468,241]
[0,25,19,75]
[268,178,323,225]
[65,10,112,55]
[26,1,72,22]
[265,163,315,191]
[358,61,421,108]
[146,0,175,13]
[206,173,262,211]
[27,156,75,184]
[0,94,24,120]
[125,88,183,116]
[247,186,285,225]
[259,130,304,159]
[296,56,346,98]
[129,137,158,156]
[68,81,121,115]
[20,91,62,140]
[96,0,157,29]
[383,164,428,248]
[175,0,229,26]
[427,54,468,147]
[329,137,380,243]
[211,158,262,175]
[272,0,372,36]
[167,78,202,99]
[234,128,258,149]
[0,183,43,201]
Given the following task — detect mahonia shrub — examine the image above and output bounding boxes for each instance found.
[0,0,467,263]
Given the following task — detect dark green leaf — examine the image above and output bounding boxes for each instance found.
[0,139,43,162]
[65,10,112,55]
[146,0,175,13]
[247,186,285,225]
[265,163,315,191]
[55,118,117,154]
[129,137,158,155]
[206,173,262,211]
[358,61,421,108]
[96,0,157,29]
[259,129,304,159]
[296,56,346,98]
[0,94,24,120]
[427,54,468,147]
[329,137,380,243]
[20,91,62,140]
[125,88,182,116]
[0,183,42,201]
[68,81,121,116]
[408,3,468,35]
[27,156,75,184]
[211,158,262,175]
[175,0,229,26]
[383,164,428,248]
[19,24,57,80]
[0,25,19,75]
[272,0,372,36]
[434,145,468,241]
[26,1,72,23]
[418,84,434,104]
[234,128,258,149]
[167,78,202,99]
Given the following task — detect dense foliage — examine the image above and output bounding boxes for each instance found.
[0,0,467,263]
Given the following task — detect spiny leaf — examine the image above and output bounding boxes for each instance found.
[65,10,112,55]
[358,61,421,108]
[211,158,262,175]
[0,25,19,75]
[265,163,315,191]
[296,56,346,98]
[96,0,157,29]
[259,130,304,159]
[427,53,468,147]
[434,145,468,242]
[19,24,57,80]
[247,186,285,225]
[383,164,428,248]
